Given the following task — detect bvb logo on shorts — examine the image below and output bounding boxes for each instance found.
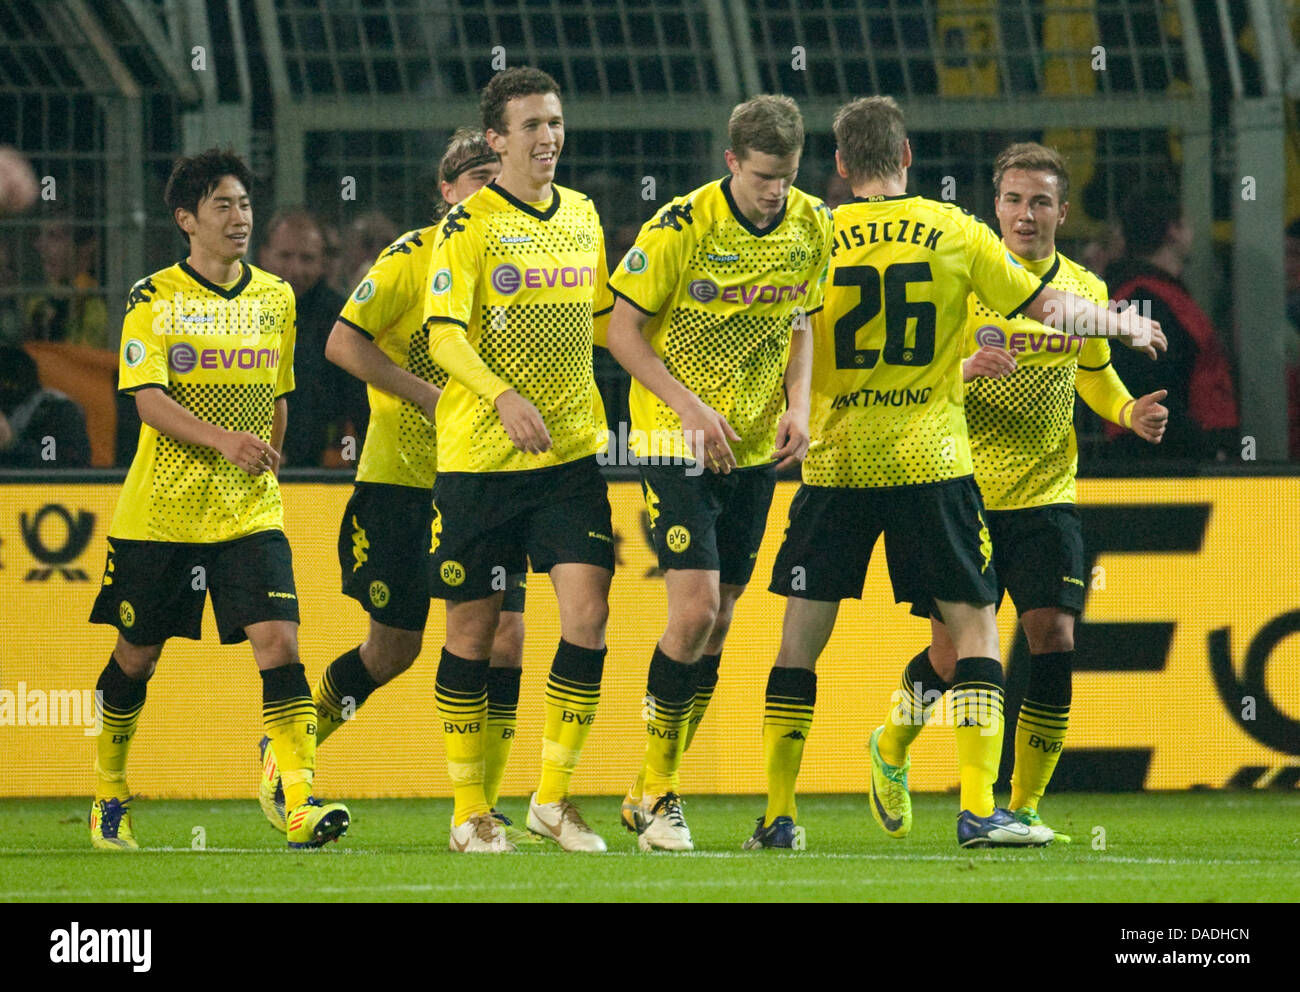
[119,600,136,628]
[369,580,390,608]
[440,561,466,587]
[666,525,691,553]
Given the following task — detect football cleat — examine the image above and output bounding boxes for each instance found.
[257,735,286,833]
[527,794,606,852]
[957,807,1054,848]
[868,725,912,839]
[741,815,803,851]
[491,808,544,846]
[1014,806,1071,844]
[637,792,693,852]
[286,797,350,849]
[89,797,138,851]
[450,813,516,853]
[621,794,646,835]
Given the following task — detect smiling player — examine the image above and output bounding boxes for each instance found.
[89,148,349,851]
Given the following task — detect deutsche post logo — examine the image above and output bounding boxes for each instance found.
[119,600,136,628]
[440,561,466,587]
[369,580,390,608]
[666,525,691,553]
[20,504,95,581]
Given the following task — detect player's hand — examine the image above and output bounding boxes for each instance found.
[219,431,279,475]
[677,396,740,474]
[1116,307,1166,360]
[1129,389,1169,443]
[495,389,552,454]
[419,384,442,424]
[962,345,1018,382]
[770,407,810,471]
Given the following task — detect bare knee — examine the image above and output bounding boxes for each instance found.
[114,638,161,680]
[491,612,525,668]
[562,596,608,647]
[362,623,424,684]
[1022,609,1075,654]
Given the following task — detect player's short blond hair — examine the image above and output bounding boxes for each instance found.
[992,142,1070,202]
[833,96,907,186]
[728,95,805,162]
[434,127,499,219]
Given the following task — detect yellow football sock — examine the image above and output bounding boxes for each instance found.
[762,667,816,826]
[877,648,952,766]
[682,651,721,752]
[313,646,380,746]
[951,657,1004,818]
[484,666,521,809]
[537,641,605,805]
[261,663,317,811]
[93,655,146,802]
[436,648,491,824]
[641,647,694,800]
[1010,651,1072,811]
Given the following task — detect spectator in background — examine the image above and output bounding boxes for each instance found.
[1285,218,1300,457]
[24,216,108,348]
[260,208,367,467]
[0,146,38,215]
[1104,183,1238,460]
[1080,221,1124,281]
[338,211,399,296]
[824,170,851,210]
[0,345,90,467]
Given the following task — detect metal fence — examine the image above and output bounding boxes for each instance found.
[0,0,1293,460]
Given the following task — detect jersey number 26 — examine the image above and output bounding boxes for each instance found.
[833,262,935,369]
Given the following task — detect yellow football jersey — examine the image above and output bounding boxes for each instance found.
[803,195,1045,489]
[607,177,833,466]
[111,261,295,542]
[339,226,449,489]
[422,181,613,474]
[965,249,1129,510]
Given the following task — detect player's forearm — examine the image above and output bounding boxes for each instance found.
[271,398,287,454]
[134,387,230,451]
[1026,288,1123,338]
[783,321,813,413]
[425,319,510,402]
[606,302,697,415]
[326,320,439,410]
[1076,363,1134,426]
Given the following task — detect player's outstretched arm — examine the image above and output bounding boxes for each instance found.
[771,312,812,470]
[326,320,441,422]
[1026,288,1166,358]
[606,296,739,473]
[135,387,278,476]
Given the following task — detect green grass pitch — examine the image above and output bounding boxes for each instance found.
[4,793,1297,902]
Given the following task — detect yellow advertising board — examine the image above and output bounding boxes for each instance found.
[0,477,1296,798]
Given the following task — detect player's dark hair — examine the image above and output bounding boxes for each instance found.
[993,142,1070,203]
[434,127,499,219]
[163,148,253,243]
[1118,182,1183,257]
[833,96,907,186]
[480,67,561,136]
[728,95,805,162]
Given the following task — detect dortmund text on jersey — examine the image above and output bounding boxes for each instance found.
[804,195,1046,489]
